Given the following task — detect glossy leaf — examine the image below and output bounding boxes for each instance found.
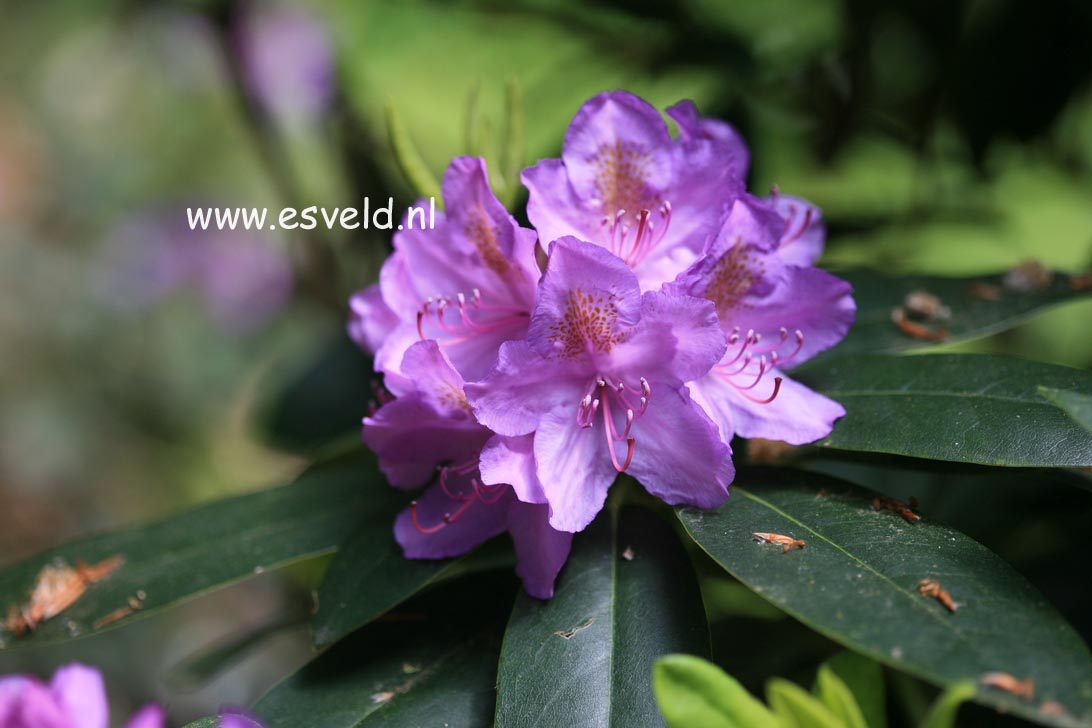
[1038,386,1092,436]
[0,450,397,649]
[653,654,781,728]
[798,354,1092,466]
[253,573,513,728]
[495,506,709,728]
[828,268,1091,358]
[677,468,1092,728]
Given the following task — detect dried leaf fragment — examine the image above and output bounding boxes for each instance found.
[968,281,1003,300]
[1003,259,1052,293]
[891,307,949,342]
[918,578,957,613]
[554,617,595,639]
[904,290,951,320]
[753,532,806,553]
[981,671,1035,701]
[1,555,125,636]
[872,495,921,522]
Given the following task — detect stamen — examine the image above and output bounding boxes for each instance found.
[735,376,782,404]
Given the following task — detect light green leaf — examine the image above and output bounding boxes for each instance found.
[654,654,782,728]
[824,651,886,728]
[767,678,843,728]
[918,681,977,728]
[386,101,442,202]
[814,665,868,728]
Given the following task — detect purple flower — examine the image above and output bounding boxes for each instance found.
[466,237,733,533]
[352,157,541,384]
[0,663,164,728]
[218,706,265,728]
[666,195,855,445]
[522,91,747,291]
[364,340,571,599]
[236,5,334,126]
[765,187,826,267]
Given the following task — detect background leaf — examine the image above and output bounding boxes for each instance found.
[827,269,1091,358]
[0,449,396,649]
[918,681,977,728]
[676,468,1092,727]
[495,505,709,728]
[798,354,1092,466]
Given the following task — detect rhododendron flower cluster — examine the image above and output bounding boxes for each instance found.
[350,91,855,599]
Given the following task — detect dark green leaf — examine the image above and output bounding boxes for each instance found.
[798,354,1092,466]
[259,334,375,454]
[312,527,512,648]
[254,573,513,728]
[0,449,398,649]
[495,505,708,728]
[677,468,1092,728]
[828,268,1091,358]
[1038,386,1092,436]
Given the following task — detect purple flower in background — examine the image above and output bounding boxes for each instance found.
[522,91,747,291]
[351,156,541,383]
[364,340,571,598]
[467,238,732,533]
[666,195,855,445]
[0,663,164,728]
[236,5,334,125]
[98,210,293,333]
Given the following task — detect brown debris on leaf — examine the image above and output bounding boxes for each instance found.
[1,555,125,636]
[1068,273,1092,291]
[746,438,798,465]
[968,281,1003,301]
[891,307,949,342]
[904,290,951,320]
[92,591,146,630]
[981,671,1035,701]
[1039,700,1070,717]
[753,532,806,553]
[1003,259,1053,293]
[918,578,957,613]
[554,617,595,640]
[872,495,921,522]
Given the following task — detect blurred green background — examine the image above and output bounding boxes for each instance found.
[1,0,1090,724]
